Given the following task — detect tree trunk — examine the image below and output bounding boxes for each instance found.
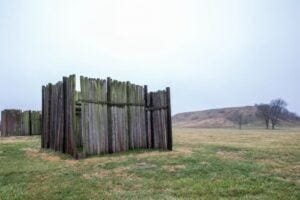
[265,120,269,129]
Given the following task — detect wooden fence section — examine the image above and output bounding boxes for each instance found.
[110,79,131,153]
[49,81,64,152]
[63,75,78,157]
[149,90,172,150]
[42,84,51,148]
[42,75,79,157]
[127,83,147,149]
[21,111,31,136]
[31,111,42,135]
[1,110,21,136]
[42,75,172,158]
[80,77,109,155]
[1,109,42,137]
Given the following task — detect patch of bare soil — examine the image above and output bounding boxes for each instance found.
[135,147,193,159]
[163,164,186,172]
[0,136,35,144]
[83,156,128,165]
[273,163,300,175]
[23,148,80,166]
[216,151,244,160]
[82,169,111,179]
[256,159,285,167]
[82,147,193,167]
[83,166,139,181]
[24,148,62,162]
[134,162,157,169]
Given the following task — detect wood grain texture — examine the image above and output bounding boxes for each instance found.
[109,80,128,153]
[41,75,173,158]
[31,111,41,135]
[0,110,22,136]
[81,76,108,155]
[21,111,31,136]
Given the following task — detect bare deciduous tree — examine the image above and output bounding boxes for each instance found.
[256,104,271,129]
[270,99,287,129]
[228,110,248,130]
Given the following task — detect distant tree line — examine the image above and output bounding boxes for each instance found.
[256,98,294,129]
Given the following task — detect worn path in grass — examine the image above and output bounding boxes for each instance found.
[0,128,299,199]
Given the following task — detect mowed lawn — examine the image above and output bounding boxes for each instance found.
[0,128,299,200]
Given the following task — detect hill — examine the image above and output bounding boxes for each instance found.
[173,106,300,128]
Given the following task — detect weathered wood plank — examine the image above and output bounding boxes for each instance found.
[31,111,41,135]
[80,76,108,155]
[0,109,22,136]
[21,111,31,136]
[64,75,77,157]
[166,87,173,151]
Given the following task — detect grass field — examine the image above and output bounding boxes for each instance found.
[0,128,299,199]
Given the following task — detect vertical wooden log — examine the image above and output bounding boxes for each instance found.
[153,92,158,148]
[138,86,142,148]
[49,83,56,150]
[2,111,7,136]
[127,82,132,149]
[80,76,87,155]
[21,111,30,136]
[29,111,40,135]
[1,111,7,136]
[150,92,154,148]
[63,77,67,153]
[64,75,77,157]
[166,87,173,151]
[58,82,64,151]
[29,111,32,135]
[141,86,146,148]
[146,93,151,148]
[161,91,167,150]
[107,77,113,153]
[101,79,109,154]
[47,84,51,148]
[41,86,45,147]
[48,84,52,148]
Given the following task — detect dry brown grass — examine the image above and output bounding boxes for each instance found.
[162,164,186,172]
[173,128,300,150]
[216,151,244,160]
[174,128,300,185]
[24,148,62,162]
[82,165,140,185]
[0,136,38,144]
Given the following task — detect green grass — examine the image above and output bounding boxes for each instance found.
[0,128,299,199]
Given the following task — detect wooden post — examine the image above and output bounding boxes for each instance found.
[41,86,45,147]
[126,82,131,149]
[62,75,77,157]
[29,111,32,135]
[144,85,149,148]
[166,87,173,151]
[150,92,154,148]
[62,77,67,153]
[107,77,113,153]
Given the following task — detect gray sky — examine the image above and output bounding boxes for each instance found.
[0,0,299,115]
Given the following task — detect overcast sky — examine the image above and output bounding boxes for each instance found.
[0,0,299,115]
